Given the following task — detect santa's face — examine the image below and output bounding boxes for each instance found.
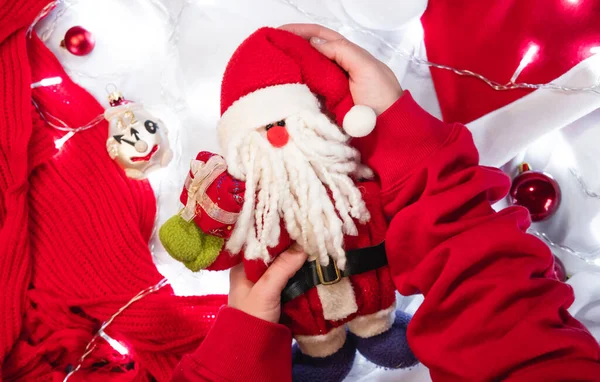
[105,104,172,179]
[262,119,290,148]
[225,110,372,269]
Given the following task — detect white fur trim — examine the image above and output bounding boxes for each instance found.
[343,105,376,137]
[295,326,347,358]
[317,278,358,321]
[347,302,396,338]
[217,84,321,151]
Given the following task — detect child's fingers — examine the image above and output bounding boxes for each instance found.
[279,23,374,78]
[278,23,344,41]
[228,263,253,303]
[252,246,307,302]
[309,36,375,79]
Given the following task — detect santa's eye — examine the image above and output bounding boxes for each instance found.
[265,120,285,131]
[144,120,158,134]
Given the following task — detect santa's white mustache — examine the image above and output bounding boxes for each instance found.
[224,110,372,269]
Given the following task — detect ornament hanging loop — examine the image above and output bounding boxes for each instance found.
[105,83,118,94]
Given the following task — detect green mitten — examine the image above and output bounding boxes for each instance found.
[159,215,224,272]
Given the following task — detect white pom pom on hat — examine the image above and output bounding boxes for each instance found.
[343,105,377,138]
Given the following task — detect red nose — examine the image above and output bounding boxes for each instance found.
[267,125,289,148]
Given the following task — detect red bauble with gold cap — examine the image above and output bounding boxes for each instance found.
[509,163,561,222]
[61,26,95,56]
[553,255,567,282]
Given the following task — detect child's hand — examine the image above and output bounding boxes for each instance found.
[228,245,308,323]
[279,23,403,116]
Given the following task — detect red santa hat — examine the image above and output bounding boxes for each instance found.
[217,27,376,150]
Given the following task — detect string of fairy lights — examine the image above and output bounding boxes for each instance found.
[28,2,189,379]
[570,168,600,200]
[63,279,171,381]
[279,0,600,93]
[530,230,600,267]
[25,0,600,380]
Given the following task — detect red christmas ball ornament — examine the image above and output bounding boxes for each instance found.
[552,255,567,282]
[61,26,95,56]
[509,163,561,222]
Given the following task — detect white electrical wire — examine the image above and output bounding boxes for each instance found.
[570,168,600,199]
[530,230,600,267]
[63,278,172,381]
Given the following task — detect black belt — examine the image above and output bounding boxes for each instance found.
[281,242,388,304]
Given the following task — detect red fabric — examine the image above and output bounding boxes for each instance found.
[220,27,355,128]
[356,92,600,380]
[0,2,226,380]
[281,181,393,336]
[172,307,293,382]
[421,0,600,124]
[181,154,395,336]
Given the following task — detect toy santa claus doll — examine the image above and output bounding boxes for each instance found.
[159,27,417,380]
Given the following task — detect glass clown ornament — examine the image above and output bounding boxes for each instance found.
[105,91,172,179]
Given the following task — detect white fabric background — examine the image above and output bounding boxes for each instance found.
[35,0,598,380]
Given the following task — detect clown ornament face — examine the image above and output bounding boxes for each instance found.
[105,100,172,179]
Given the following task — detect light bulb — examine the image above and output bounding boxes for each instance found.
[54,131,75,149]
[31,77,62,89]
[510,44,540,83]
[521,45,540,66]
[98,330,129,355]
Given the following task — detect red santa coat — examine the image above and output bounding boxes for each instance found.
[180,151,396,337]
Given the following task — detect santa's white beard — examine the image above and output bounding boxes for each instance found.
[224,110,372,270]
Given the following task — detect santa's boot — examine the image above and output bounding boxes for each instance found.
[348,306,418,369]
[292,326,356,382]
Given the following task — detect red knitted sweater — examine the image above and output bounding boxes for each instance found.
[0,1,226,380]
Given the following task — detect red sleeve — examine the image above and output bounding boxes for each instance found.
[354,92,600,381]
[172,307,292,382]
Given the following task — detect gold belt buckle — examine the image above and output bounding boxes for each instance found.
[315,258,341,285]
